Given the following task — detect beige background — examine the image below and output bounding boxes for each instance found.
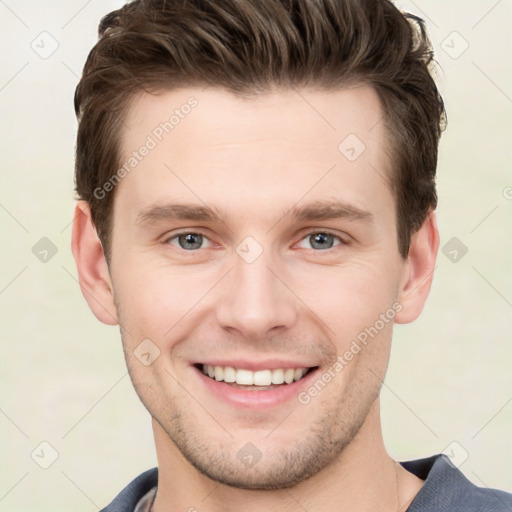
[1,1,511,510]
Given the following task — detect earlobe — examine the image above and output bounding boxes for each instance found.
[71,201,118,325]
[395,210,440,324]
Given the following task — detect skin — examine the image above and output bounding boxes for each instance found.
[72,85,439,511]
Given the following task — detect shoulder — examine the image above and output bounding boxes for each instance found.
[402,454,512,512]
[100,467,158,512]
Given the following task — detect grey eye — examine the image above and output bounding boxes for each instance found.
[310,233,335,250]
[298,232,341,250]
[175,233,204,250]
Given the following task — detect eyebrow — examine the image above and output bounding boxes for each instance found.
[135,200,373,226]
[135,203,226,225]
[289,200,373,223]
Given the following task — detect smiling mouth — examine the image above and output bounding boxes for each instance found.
[194,363,318,390]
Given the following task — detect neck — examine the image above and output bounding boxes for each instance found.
[151,399,423,512]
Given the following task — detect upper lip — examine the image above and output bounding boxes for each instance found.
[194,359,319,371]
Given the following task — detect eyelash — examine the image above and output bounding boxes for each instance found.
[163,229,347,252]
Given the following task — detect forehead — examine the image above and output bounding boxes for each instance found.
[123,85,386,154]
[114,85,393,228]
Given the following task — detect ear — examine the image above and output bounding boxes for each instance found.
[71,201,118,325]
[395,210,439,324]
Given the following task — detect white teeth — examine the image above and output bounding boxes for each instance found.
[235,369,253,385]
[223,366,236,383]
[253,370,272,386]
[284,368,295,384]
[200,365,310,386]
[271,369,285,384]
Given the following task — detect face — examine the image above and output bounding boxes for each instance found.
[107,86,410,489]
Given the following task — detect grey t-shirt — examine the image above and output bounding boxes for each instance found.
[101,454,512,511]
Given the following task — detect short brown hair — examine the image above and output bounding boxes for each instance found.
[74,0,446,262]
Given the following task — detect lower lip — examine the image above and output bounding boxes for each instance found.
[193,365,320,409]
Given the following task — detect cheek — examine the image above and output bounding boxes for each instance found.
[289,256,400,340]
[112,258,216,344]
[112,239,401,350]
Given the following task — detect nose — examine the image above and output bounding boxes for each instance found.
[215,250,298,339]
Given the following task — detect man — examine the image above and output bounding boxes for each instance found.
[71,0,512,510]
